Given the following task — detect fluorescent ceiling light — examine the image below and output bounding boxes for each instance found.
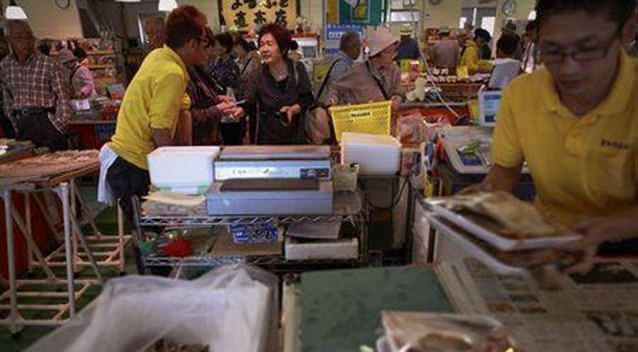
[158,0,178,12]
[5,1,27,20]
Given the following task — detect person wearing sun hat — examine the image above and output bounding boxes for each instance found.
[58,48,97,99]
[322,26,404,113]
[396,24,421,62]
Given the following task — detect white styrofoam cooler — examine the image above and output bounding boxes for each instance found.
[341,132,401,175]
[148,146,220,194]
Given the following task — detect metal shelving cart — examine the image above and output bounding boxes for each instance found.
[132,191,369,274]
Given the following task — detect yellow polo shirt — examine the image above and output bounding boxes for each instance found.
[492,51,638,226]
[110,46,190,170]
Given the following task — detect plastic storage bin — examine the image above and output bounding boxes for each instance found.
[148,146,220,194]
[341,132,401,175]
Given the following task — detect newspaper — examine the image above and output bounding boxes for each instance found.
[436,259,638,352]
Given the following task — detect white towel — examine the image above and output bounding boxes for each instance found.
[97,143,118,205]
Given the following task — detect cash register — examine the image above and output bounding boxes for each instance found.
[207,146,334,215]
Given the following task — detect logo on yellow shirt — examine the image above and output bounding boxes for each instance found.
[601,139,632,151]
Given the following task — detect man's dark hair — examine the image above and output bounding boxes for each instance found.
[474,28,492,43]
[536,0,636,29]
[73,47,87,61]
[236,37,256,52]
[165,5,207,50]
[258,23,292,56]
[215,32,234,54]
[290,40,299,51]
[339,32,360,51]
[497,33,520,57]
[38,41,51,56]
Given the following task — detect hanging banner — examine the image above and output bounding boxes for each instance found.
[220,0,298,31]
[338,0,383,26]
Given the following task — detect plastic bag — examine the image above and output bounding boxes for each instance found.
[28,265,280,352]
[381,311,521,352]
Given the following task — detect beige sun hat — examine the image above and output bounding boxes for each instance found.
[367,27,399,57]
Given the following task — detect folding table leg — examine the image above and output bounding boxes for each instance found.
[57,183,76,317]
[3,188,23,334]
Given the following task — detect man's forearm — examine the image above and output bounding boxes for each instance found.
[152,128,174,147]
[483,164,523,193]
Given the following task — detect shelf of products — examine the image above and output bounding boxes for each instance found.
[134,191,369,273]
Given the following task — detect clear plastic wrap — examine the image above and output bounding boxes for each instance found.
[382,311,521,352]
[28,265,280,352]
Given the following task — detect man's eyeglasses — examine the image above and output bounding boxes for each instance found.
[539,33,619,65]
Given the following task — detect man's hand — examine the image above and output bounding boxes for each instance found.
[280,104,301,123]
[562,214,638,274]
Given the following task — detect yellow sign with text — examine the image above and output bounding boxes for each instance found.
[221,0,298,30]
[329,101,392,141]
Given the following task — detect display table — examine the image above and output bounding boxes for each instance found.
[0,151,130,334]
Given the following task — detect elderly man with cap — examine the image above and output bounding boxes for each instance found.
[323,27,404,113]
[431,26,460,72]
[396,25,422,62]
[58,49,97,99]
[0,20,71,151]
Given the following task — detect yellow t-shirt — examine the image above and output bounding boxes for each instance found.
[460,40,480,74]
[492,51,638,226]
[110,46,190,170]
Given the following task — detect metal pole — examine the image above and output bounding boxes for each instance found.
[60,183,76,317]
[118,204,125,273]
[25,193,33,272]
[3,188,20,334]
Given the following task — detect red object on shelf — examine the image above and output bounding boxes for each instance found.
[164,238,193,258]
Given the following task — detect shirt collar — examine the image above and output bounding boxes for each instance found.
[10,51,38,65]
[542,50,635,117]
[336,50,354,65]
[162,45,190,81]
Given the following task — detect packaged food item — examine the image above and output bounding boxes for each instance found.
[442,192,561,239]
[382,311,521,352]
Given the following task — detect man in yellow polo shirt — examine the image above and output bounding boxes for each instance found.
[104,6,210,223]
[472,0,638,272]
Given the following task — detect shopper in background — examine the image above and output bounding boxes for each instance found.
[431,26,460,72]
[38,40,52,56]
[464,0,638,273]
[307,31,361,144]
[623,3,638,56]
[396,25,421,62]
[235,37,260,81]
[0,35,14,138]
[210,32,240,92]
[324,27,404,113]
[288,40,304,62]
[58,49,97,99]
[101,6,210,225]
[501,20,522,59]
[475,28,493,60]
[488,33,522,89]
[318,32,362,103]
[0,20,71,151]
[210,32,243,145]
[521,20,540,73]
[143,16,166,53]
[187,28,242,146]
[244,23,313,145]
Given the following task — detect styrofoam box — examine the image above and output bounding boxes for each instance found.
[148,146,220,194]
[285,238,358,260]
[341,132,401,175]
